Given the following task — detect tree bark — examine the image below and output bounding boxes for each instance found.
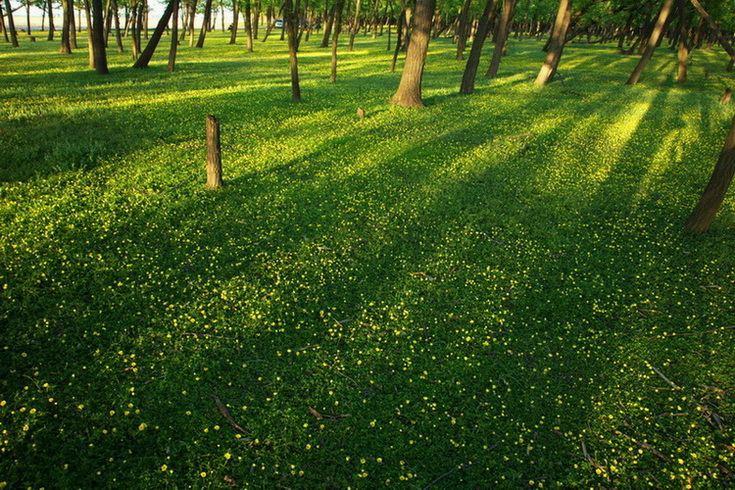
[685,116,735,232]
[486,0,514,78]
[112,0,123,52]
[348,0,361,51]
[390,0,436,107]
[626,0,674,86]
[196,0,213,47]
[244,0,253,51]
[390,7,405,71]
[85,0,95,68]
[459,0,495,94]
[91,0,109,73]
[283,0,301,101]
[60,0,73,52]
[187,0,198,46]
[3,0,18,47]
[206,115,224,189]
[676,0,688,84]
[534,0,572,86]
[229,0,239,44]
[168,0,179,71]
[454,0,472,60]
[47,0,56,40]
[688,0,735,64]
[330,0,345,81]
[134,0,175,68]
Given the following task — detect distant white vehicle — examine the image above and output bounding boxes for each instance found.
[274,19,284,28]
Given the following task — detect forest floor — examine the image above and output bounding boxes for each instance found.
[1,31,734,488]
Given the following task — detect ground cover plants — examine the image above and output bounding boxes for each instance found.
[1,29,735,488]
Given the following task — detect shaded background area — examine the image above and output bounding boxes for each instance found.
[1,33,734,487]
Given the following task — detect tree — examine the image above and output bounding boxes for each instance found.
[685,116,735,232]
[196,0,215,47]
[91,0,109,73]
[3,0,19,47]
[459,0,496,94]
[60,0,73,52]
[390,0,437,107]
[134,0,176,68]
[454,0,472,60]
[486,0,515,79]
[625,0,674,86]
[330,0,345,81]
[168,0,179,70]
[534,0,572,86]
[283,0,302,100]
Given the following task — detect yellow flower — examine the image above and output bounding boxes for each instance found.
[224,453,231,460]
[200,472,207,478]
[161,465,168,472]
[138,423,147,431]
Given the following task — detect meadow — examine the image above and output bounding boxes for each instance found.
[1,29,734,487]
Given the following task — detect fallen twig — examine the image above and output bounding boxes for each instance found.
[212,395,248,435]
[614,431,670,462]
[648,364,681,390]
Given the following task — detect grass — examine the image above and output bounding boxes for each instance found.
[1,29,734,488]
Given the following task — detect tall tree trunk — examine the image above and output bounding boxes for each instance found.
[90,0,109,73]
[348,0,361,51]
[70,0,78,48]
[85,0,95,67]
[168,0,179,70]
[229,0,239,43]
[60,0,73,51]
[244,0,253,51]
[330,0,345,81]
[3,0,18,47]
[112,0,123,51]
[0,5,8,44]
[283,0,301,100]
[134,0,175,68]
[486,0,514,78]
[534,0,571,86]
[688,0,735,64]
[459,0,495,94]
[196,0,213,47]
[390,7,406,72]
[676,0,688,83]
[320,3,334,47]
[188,0,197,45]
[47,0,56,40]
[454,0,472,60]
[685,116,735,232]
[626,0,674,86]
[390,0,436,107]
[25,1,31,35]
[252,0,259,39]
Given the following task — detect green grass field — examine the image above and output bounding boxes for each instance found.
[1,30,734,487]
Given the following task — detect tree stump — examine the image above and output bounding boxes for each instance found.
[205,115,223,189]
[356,107,366,119]
[30,36,36,42]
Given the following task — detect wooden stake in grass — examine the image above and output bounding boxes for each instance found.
[205,115,223,189]
[720,88,732,104]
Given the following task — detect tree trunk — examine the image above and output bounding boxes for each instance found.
[626,0,674,86]
[454,0,472,60]
[283,0,301,101]
[486,0,513,78]
[252,1,259,39]
[134,0,175,68]
[348,0,361,51]
[688,0,735,64]
[229,0,239,44]
[390,7,406,72]
[60,0,73,52]
[70,0,78,48]
[330,0,345,81]
[534,0,571,86]
[244,0,253,51]
[459,0,495,94]
[47,0,56,40]
[168,0,179,70]
[111,0,123,52]
[188,0,198,46]
[0,5,8,44]
[685,116,735,232]
[390,0,436,107]
[196,0,213,47]
[3,0,18,47]
[676,0,688,84]
[320,4,335,47]
[85,0,95,68]
[206,115,224,189]
[25,1,31,35]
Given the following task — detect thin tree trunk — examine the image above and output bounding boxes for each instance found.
[390,7,405,72]
[252,0,259,39]
[188,0,197,45]
[455,0,472,60]
[688,0,735,63]
[85,0,95,67]
[283,0,301,100]
[134,0,175,68]
[168,0,179,70]
[390,0,436,107]
[348,0,361,51]
[112,0,123,51]
[677,0,688,83]
[330,0,344,81]
[486,0,514,78]
[459,0,495,94]
[626,0,674,86]
[229,0,239,43]
[60,0,72,51]
[3,0,18,46]
[196,0,213,47]
[686,116,735,232]
[70,0,78,48]
[320,3,334,47]
[244,0,253,51]
[47,0,56,40]
[534,0,571,86]
[0,5,8,44]
[25,1,31,35]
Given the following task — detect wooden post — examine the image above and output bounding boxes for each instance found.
[206,115,223,189]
